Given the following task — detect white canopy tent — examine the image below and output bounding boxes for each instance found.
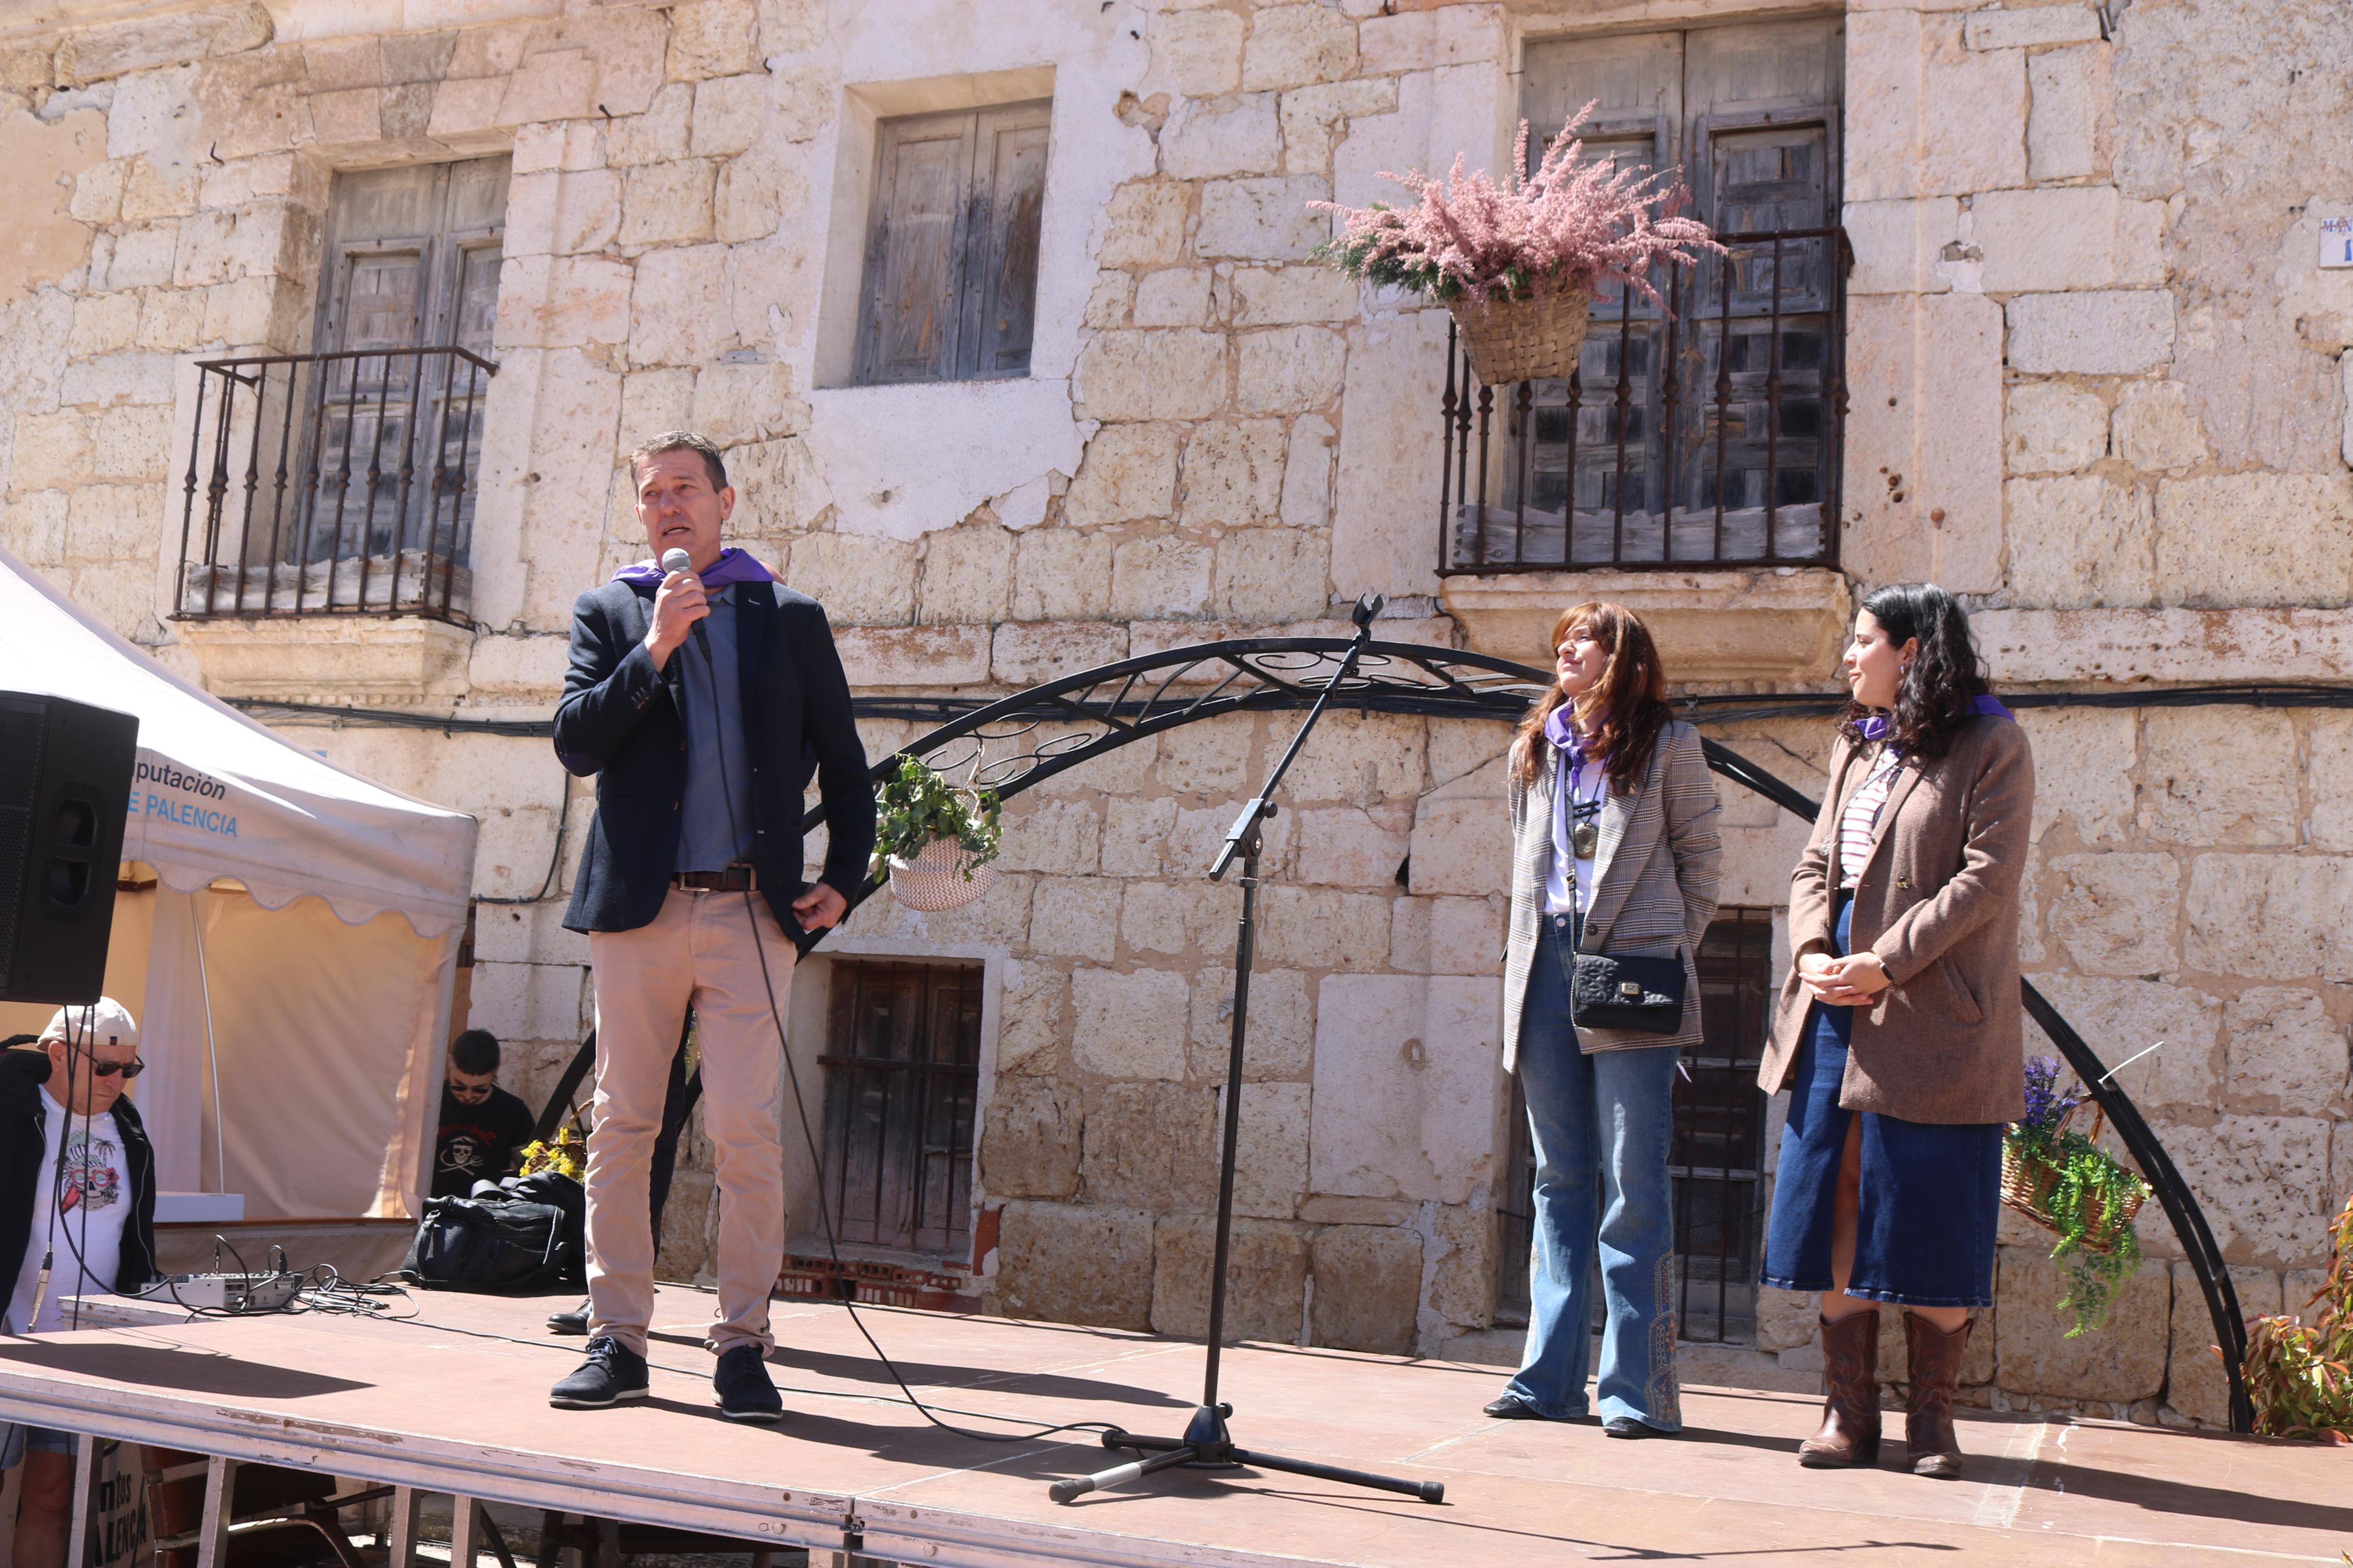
[0,546,477,1219]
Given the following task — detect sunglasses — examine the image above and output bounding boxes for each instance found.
[79,1058,144,1079]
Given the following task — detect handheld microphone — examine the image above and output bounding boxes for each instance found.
[660,547,712,653]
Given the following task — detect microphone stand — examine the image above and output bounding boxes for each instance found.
[1049,593,1445,1508]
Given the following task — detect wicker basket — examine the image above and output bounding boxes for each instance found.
[2001,1101,2148,1255]
[1450,289,1594,387]
[886,835,1000,913]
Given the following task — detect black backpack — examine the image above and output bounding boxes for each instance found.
[400,1171,584,1293]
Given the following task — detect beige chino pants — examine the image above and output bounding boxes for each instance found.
[585,886,797,1357]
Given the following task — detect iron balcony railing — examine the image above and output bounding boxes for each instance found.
[1440,225,1851,575]
[175,345,496,623]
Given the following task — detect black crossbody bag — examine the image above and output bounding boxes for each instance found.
[1569,950,1687,1034]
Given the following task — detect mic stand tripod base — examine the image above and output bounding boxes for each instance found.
[1048,1403,1445,1506]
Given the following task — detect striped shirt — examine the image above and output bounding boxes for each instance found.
[1838,746,1903,890]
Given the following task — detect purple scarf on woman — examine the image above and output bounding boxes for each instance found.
[1859,694,2013,752]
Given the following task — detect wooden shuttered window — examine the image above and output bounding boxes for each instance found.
[854,101,1051,386]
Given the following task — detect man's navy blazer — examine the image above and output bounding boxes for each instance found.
[553,575,875,935]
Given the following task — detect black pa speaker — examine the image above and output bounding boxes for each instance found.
[0,692,140,1005]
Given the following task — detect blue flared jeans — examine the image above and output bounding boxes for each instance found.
[1504,912,1683,1429]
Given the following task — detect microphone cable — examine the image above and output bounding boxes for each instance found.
[659,586,1118,1448]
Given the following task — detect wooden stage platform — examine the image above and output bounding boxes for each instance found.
[0,1285,2345,1566]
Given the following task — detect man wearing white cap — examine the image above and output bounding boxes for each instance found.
[0,998,158,1568]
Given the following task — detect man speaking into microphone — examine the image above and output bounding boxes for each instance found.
[549,431,874,1421]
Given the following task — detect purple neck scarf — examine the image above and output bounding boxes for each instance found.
[1542,703,1596,775]
[1860,694,2014,751]
[612,546,775,588]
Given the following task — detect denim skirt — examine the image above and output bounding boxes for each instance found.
[1759,896,2003,1309]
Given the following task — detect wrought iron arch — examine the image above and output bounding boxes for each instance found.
[594,635,2252,1430]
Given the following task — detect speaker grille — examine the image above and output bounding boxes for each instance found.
[0,704,43,989]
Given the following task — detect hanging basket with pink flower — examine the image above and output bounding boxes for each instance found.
[1312,106,1722,387]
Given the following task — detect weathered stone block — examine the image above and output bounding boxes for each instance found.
[1215,527,1328,621]
[995,1201,1155,1329]
[2159,1115,2337,1265]
[1974,187,2165,294]
[668,0,760,81]
[981,1081,1082,1200]
[1308,1223,1422,1354]
[1161,93,1281,180]
[2046,853,2180,975]
[691,72,768,157]
[2024,975,2220,1111]
[91,405,173,483]
[1029,876,1123,963]
[2005,476,2152,607]
[1994,1247,2168,1402]
[1310,973,1501,1204]
[1063,423,1179,530]
[992,620,1128,685]
[1427,896,1502,976]
[1096,180,1190,269]
[784,532,917,624]
[1181,420,1285,527]
[1101,796,1176,878]
[65,483,163,560]
[1235,325,1346,414]
[1073,332,1227,422]
[608,82,693,166]
[1259,886,1393,973]
[1229,1079,1311,1218]
[1152,6,1244,97]
[1083,1081,1218,1208]
[2138,707,2297,847]
[1010,531,1116,622]
[9,411,92,491]
[1964,5,2103,51]
[1111,536,1212,618]
[2155,473,2353,609]
[915,525,1013,624]
[2312,714,2353,852]
[1196,175,1329,261]
[2028,44,2107,182]
[1119,879,1226,959]
[1286,710,1426,804]
[1357,5,1499,73]
[1153,1215,1308,1341]
[997,797,1102,877]
[2167,1261,2280,1427]
[1293,805,1411,888]
[619,159,715,247]
[1277,77,1397,177]
[1244,4,1359,90]
[2111,380,2205,472]
[2004,382,2108,475]
[1132,267,1212,328]
[1071,966,1191,1080]
[1281,412,1336,529]
[2184,856,2353,983]
[2014,709,2135,846]
[994,957,1067,1077]
[1230,265,1357,326]
[1190,966,1314,1082]
[2006,290,2176,375]
[629,244,732,365]
[2222,987,2350,1110]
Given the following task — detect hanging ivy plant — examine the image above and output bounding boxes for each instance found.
[870,754,1001,881]
[2004,1056,2152,1338]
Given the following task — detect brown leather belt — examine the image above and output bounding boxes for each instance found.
[673,865,757,893]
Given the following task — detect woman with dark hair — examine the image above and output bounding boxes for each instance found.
[1759,582,2033,1480]
[1485,603,1721,1437]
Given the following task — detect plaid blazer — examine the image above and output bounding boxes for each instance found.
[1502,719,1723,1069]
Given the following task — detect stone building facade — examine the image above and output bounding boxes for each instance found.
[1,0,2348,1430]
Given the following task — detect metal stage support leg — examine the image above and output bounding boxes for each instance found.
[1048,597,1443,1510]
[194,1456,240,1568]
[65,1432,98,1568]
[449,1493,481,1567]
[386,1483,422,1568]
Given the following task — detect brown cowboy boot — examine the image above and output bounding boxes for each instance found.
[1903,1313,1972,1479]
[1798,1310,1881,1467]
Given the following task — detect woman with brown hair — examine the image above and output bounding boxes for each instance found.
[1759,582,2034,1480]
[1484,603,1721,1437]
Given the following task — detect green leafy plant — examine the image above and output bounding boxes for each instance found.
[871,755,1000,881]
[2240,1192,2353,1442]
[2006,1056,2152,1338]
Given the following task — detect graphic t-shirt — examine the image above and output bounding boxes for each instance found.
[7,1092,130,1332]
[432,1083,535,1199]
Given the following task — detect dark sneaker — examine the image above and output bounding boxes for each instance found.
[547,1298,590,1336]
[1603,1416,1671,1439]
[549,1336,650,1409]
[714,1344,783,1424]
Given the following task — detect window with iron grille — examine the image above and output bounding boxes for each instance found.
[1493,909,1774,1344]
[819,958,984,1257]
[1443,21,1847,574]
[853,102,1050,386]
[175,157,505,621]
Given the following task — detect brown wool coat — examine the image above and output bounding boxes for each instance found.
[1757,714,2035,1125]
